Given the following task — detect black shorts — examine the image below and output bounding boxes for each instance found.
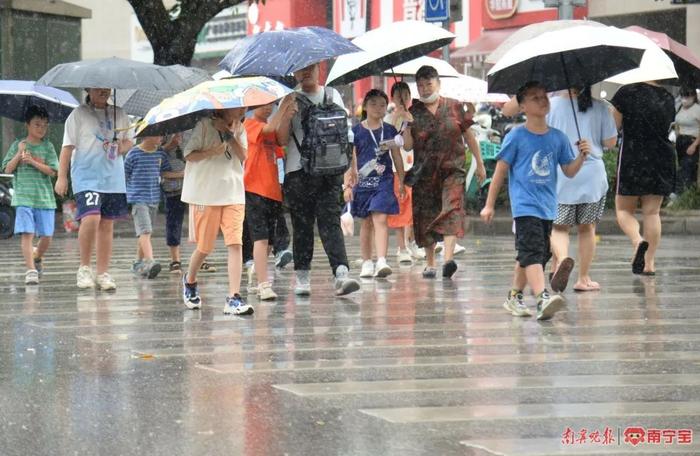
[514,216,552,268]
[245,192,282,242]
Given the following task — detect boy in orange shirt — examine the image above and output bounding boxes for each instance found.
[243,95,296,300]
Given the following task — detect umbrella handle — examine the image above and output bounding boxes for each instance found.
[113,89,118,142]
[559,53,582,142]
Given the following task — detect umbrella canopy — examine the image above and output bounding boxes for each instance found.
[487,25,653,94]
[38,57,203,91]
[113,65,211,117]
[327,20,455,86]
[485,19,606,65]
[407,75,510,103]
[605,45,677,86]
[218,27,361,78]
[626,25,700,87]
[384,56,461,78]
[0,80,78,123]
[136,77,293,137]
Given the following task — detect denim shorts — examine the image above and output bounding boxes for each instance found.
[14,206,55,237]
[132,204,157,236]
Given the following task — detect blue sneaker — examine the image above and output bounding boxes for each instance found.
[224,294,254,315]
[182,273,201,310]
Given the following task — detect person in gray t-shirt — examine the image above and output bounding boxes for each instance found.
[277,62,359,297]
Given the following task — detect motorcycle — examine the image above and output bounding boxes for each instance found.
[0,174,15,239]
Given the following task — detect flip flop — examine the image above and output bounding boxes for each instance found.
[641,271,656,276]
[632,241,649,275]
[550,257,575,293]
[574,284,601,292]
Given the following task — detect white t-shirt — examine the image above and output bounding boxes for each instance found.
[181,118,247,206]
[62,104,131,194]
[675,103,700,137]
[286,86,346,174]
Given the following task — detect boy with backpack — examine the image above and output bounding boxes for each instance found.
[278,62,360,296]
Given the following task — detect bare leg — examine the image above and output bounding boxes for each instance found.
[95,219,113,275]
[576,223,598,289]
[443,235,457,262]
[254,239,270,284]
[227,244,242,296]
[396,227,407,250]
[78,214,100,268]
[525,263,546,296]
[371,212,389,259]
[169,246,181,263]
[512,262,527,291]
[615,195,643,250]
[425,242,437,268]
[138,233,154,261]
[360,218,373,261]
[550,224,571,274]
[640,195,663,273]
[21,233,35,269]
[187,250,208,283]
[35,236,51,259]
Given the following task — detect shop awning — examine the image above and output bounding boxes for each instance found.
[451,28,516,64]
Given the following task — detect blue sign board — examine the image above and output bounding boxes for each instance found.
[425,0,449,22]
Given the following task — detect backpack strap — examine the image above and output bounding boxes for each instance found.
[323,86,332,105]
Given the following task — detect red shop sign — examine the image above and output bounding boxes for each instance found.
[485,0,519,20]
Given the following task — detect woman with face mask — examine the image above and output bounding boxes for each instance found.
[674,87,700,192]
[401,66,486,279]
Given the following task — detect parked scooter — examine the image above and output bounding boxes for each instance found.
[0,174,15,239]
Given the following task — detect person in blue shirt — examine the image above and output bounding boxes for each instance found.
[481,81,590,321]
[124,134,180,279]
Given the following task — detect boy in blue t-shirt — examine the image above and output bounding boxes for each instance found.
[480,81,590,321]
[124,135,181,279]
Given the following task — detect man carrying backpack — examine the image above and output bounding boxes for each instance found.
[278,63,360,296]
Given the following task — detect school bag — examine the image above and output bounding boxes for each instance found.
[292,87,351,176]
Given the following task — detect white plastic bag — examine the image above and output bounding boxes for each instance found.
[340,202,354,236]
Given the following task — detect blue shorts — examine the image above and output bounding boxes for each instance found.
[14,207,55,237]
[75,191,128,221]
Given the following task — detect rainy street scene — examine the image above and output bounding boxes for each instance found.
[1,1,700,455]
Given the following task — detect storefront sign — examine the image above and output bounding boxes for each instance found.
[485,0,518,20]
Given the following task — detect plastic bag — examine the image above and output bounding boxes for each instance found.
[340,202,354,236]
[62,200,80,233]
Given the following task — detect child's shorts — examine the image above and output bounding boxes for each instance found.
[245,192,281,243]
[514,216,552,268]
[192,204,244,254]
[132,204,157,236]
[75,191,128,220]
[14,207,55,237]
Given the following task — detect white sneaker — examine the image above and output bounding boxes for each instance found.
[25,269,39,285]
[76,265,95,289]
[294,270,311,296]
[247,263,257,293]
[359,260,374,278]
[454,243,467,256]
[397,248,413,265]
[96,272,116,291]
[374,258,392,278]
[408,241,426,260]
[258,281,277,301]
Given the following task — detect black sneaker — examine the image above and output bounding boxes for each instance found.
[442,260,458,279]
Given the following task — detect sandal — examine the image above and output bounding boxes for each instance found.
[632,241,649,275]
[199,262,217,273]
[551,257,575,293]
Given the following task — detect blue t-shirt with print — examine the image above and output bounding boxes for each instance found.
[351,122,398,190]
[124,146,172,205]
[497,125,575,220]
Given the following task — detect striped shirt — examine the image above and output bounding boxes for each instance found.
[124,146,171,205]
[1,139,58,209]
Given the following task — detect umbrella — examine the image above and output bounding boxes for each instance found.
[407,75,510,103]
[488,25,658,139]
[113,65,211,117]
[218,27,361,78]
[384,56,461,78]
[0,80,78,123]
[626,25,700,87]
[136,77,293,137]
[326,20,455,86]
[37,57,203,91]
[485,19,606,65]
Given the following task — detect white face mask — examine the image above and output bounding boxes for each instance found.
[681,97,695,108]
[419,91,439,104]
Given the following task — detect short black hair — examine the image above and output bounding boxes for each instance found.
[680,86,698,100]
[24,105,49,124]
[415,65,439,82]
[516,81,545,104]
[390,81,410,97]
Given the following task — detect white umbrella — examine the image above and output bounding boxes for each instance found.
[384,56,461,78]
[327,20,455,86]
[605,45,677,85]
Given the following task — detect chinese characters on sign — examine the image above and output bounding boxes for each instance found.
[562,427,693,447]
[404,0,425,21]
[485,0,518,19]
